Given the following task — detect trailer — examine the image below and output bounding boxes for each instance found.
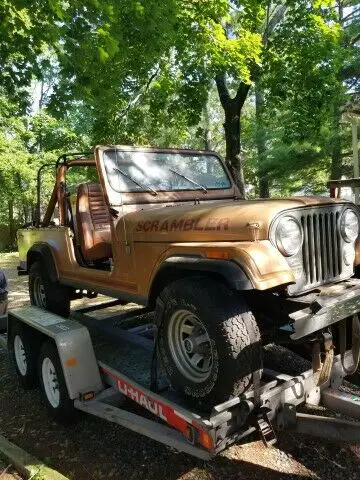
[1,302,360,460]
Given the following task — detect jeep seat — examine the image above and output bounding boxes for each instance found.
[76,183,112,261]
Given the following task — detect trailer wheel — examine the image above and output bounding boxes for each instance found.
[11,323,37,389]
[38,341,76,423]
[29,261,71,318]
[156,277,262,409]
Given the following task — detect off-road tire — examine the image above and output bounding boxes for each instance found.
[156,277,262,409]
[11,323,38,389]
[29,261,71,318]
[38,341,77,423]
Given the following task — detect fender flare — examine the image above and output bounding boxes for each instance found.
[149,255,253,305]
[27,243,58,283]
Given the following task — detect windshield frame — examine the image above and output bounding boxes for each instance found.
[95,145,237,206]
[102,148,232,194]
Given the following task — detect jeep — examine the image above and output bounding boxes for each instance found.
[17,146,360,407]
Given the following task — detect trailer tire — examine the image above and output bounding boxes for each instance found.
[29,261,71,318]
[156,277,262,409]
[11,323,38,389]
[38,341,77,423]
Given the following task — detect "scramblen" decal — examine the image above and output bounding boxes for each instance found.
[136,217,229,233]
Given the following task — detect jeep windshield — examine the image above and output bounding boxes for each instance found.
[102,149,231,193]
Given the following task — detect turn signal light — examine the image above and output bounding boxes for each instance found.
[81,391,95,401]
[65,357,78,367]
[198,430,214,451]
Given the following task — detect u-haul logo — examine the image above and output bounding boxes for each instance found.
[117,379,168,421]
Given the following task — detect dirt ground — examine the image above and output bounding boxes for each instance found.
[0,252,360,479]
[0,455,22,480]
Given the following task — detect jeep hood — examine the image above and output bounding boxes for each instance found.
[125,196,348,243]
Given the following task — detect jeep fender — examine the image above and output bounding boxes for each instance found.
[149,255,253,307]
[27,243,58,283]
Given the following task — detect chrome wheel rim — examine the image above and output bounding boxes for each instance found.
[167,309,213,383]
[42,357,60,408]
[14,335,27,376]
[33,277,46,307]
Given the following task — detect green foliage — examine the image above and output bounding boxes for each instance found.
[0,0,359,249]
[250,1,359,195]
[0,0,59,110]
[0,90,91,248]
[42,0,266,146]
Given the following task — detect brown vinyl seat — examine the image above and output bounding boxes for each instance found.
[76,183,112,262]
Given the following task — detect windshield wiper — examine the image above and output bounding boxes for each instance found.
[113,167,157,196]
[168,168,207,193]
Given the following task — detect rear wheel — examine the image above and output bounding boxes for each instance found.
[29,261,71,318]
[11,323,37,389]
[38,341,76,423]
[156,277,262,409]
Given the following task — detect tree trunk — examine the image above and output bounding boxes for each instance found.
[203,104,212,151]
[8,199,15,249]
[330,101,342,180]
[215,75,250,199]
[330,1,344,180]
[255,81,269,198]
[224,103,245,197]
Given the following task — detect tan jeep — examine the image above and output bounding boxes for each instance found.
[17,146,360,407]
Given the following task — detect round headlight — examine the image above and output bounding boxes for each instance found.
[340,209,359,243]
[275,217,303,256]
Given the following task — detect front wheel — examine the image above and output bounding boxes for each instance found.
[156,277,262,409]
[29,261,71,318]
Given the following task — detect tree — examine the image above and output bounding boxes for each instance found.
[41,1,263,196]
[329,1,360,180]
[0,1,60,111]
[0,0,355,225]
[0,87,90,249]
[42,0,341,197]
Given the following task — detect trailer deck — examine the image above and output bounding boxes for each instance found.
[1,302,360,460]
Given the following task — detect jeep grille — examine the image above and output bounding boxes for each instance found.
[300,211,342,287]
[271,204,356,295]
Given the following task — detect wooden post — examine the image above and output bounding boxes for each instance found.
[352,116,359,204]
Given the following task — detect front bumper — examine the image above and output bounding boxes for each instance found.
[289,278,360,340]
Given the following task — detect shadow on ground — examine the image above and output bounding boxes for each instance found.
[0,253,359,479]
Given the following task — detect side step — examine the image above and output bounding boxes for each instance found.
[278,387,360,443]
[294,412,360,443]
[74,388,212,461]
[322,388,360,420]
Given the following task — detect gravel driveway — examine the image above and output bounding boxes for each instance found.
[0,252,359,479]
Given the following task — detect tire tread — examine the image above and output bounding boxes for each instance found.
[156,277,262,408]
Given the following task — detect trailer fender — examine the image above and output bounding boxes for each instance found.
[8,306,103,399]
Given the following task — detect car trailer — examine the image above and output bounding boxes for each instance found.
[1,302,360,460]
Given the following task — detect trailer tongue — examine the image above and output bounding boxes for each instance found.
[1,303,360,460]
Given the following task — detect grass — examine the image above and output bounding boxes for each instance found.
[0,252,18,258]
[0,252,18,267]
